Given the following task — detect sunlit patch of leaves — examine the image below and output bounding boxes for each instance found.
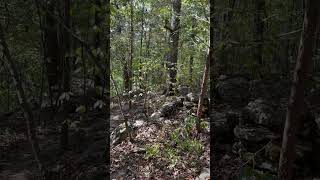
[144,143,160,159]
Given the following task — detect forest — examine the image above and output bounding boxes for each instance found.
[0,0,320,179]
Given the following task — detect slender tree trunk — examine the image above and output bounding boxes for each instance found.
[196,53,210,132]
[253,0,265,68]
[167,0,181,95]
[278,0,320,179]
[189,16,196,87]
[105,0,111,175]
[127,0,134,109]
[145,26,151,82]
[0,22,45,173]
[94,0,103,89]
[130,0,134,91]
[139,1,145,88]
[62,0,71,92]
[44,0,60,105]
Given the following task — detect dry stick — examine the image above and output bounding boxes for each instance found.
[237,140,273,172]
[110,74,132,141]
[143,87,149,120]
[34,0,46,126]
[0,22,44,173]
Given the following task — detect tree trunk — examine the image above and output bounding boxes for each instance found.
[44,0,60,103]
[209,0,216,169]
[278,0,320,179]
[253,0,265,67]
[0,22,45,173]
[94,0,103,89]
[196,53,210,132]
[129,0,134,92]
[105,0,111,175]
[167,0,182,95]
[139,1,145,88]
[189,16,196,87]
[62,0,71,92]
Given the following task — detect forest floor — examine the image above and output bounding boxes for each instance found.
[0,100,107,180]
[110,91,210,179]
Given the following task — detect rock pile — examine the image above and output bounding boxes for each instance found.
[213,74,320,177]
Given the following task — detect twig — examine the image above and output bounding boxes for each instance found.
[110,74,132,141]
[237,140,273,172]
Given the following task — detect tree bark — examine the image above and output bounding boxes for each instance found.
[278,0,320,179]
[253,0,265,67]
[44,0,60,103]
[62,0,71,92]
[167,0,182,95]
[139,1,145,88]
[0,21,44,173]
[209,0,216,169]
[94,0,103,88]
[189,16,196,87]
[196,53,210,132]
[105,0,111,175]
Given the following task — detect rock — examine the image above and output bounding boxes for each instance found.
[183,101,195,109]
[222,154,231,160]
[257,162,277,173]
[212,111,239,142]
[218,74,228,80]
[241,98,282,128]
[186,93,198,103]
[215,76,249,104]
[159,98,184,117]
[249,78,290,100]
[77,139,105,164]
[160,102,176,117]
[177,85,191,96]
[195,168,210,180]
[133,120,145,128]
[78,166,107,180]
[110,122,131,145]
[234,125,277,142]
[214,143,233,159]
[211,112,233,141]
[295,141,313,160]
[232,141,246,155]
[265,143,281,162]
[150,111,161,120]
[130,88,144,97]
[9,171,33,180]
[241,152,255,162]
[70,128,88,151]
[111,115,121,121]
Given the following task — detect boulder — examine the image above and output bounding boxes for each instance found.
[212,111,238,142]
[8,171,33,180]
[150,111,161,120]
[133,120,145,128]
[249,78,290,100]
[77,166,107,180]
[110,122,131,145]
[177,85,191,96]
[234,125,277,142]
[195,168,210,180]
[159,98,184,117]
[265,143,281,162]
[215,76,250,104]
[183,101,195,109]
[186,93,199,103]
[241,99,279,127]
